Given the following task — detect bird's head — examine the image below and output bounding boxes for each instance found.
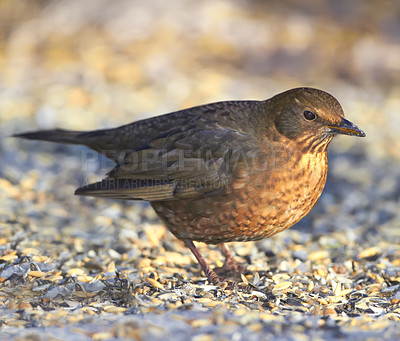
[269,87,365,148]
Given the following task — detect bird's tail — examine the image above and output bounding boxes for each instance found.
[13,129,87,145]
[13,128,124,162]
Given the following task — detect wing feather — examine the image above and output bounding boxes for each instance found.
[76,129,257,201]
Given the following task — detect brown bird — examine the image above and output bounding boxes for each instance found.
[14,87,365,286]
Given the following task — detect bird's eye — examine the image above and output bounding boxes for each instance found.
[303,110,316,121]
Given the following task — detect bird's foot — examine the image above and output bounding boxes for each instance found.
[215,279,252,292]
[214,261,248,277]
[202,271,249,291]
[214,243,248,278]
[206,265,251,292]
[184,240,250,291]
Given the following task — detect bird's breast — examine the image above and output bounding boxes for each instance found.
[221,149,329,240]
[152,149,329,244]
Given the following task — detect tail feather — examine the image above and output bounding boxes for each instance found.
[13,129,86,145]
[13,128,123,161]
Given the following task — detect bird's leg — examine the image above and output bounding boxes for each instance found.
[184,240,224,285]
[217,243,248,275]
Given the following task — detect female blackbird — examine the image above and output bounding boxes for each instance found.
[15,87,365,286]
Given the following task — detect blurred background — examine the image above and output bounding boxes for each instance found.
[2,0,400,238]
[0,1,399,337]
[1,0,399,161]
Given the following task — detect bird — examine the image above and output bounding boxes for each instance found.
[14,87,365,287]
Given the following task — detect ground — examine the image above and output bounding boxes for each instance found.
[0,1,400,340]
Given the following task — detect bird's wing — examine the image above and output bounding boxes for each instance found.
[75,125,258,201]
[15,100,262,201]
[73,100,260,161]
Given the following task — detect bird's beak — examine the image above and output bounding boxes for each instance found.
[326,118,366,137]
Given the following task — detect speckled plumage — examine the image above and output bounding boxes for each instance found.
[15,87,365,286]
